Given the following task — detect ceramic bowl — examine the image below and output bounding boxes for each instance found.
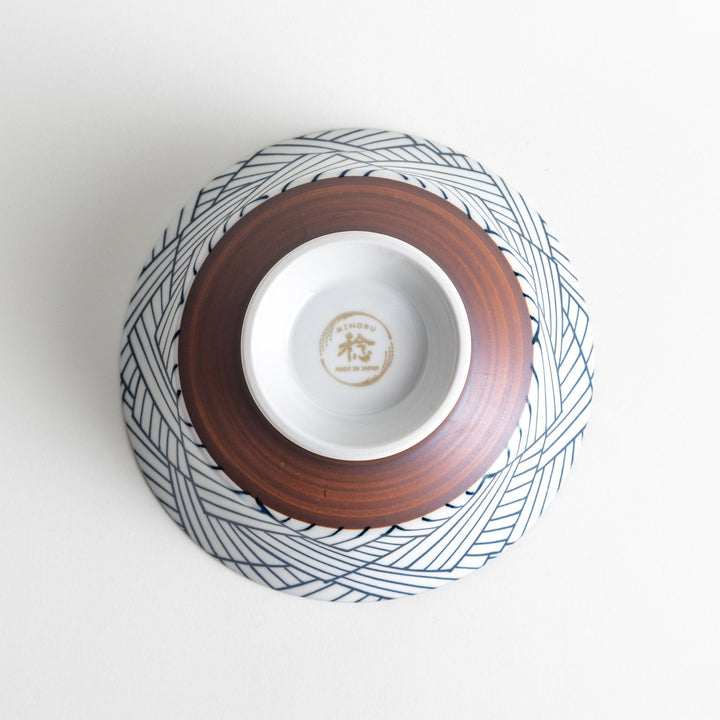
[121,129,594,601]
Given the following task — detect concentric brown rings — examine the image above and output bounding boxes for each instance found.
[179,177,532,528]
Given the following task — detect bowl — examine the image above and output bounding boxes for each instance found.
[120,129,594,601]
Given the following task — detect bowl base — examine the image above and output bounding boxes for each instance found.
[241,231,471,461]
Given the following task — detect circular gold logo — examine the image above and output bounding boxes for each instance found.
[319,312,393,387]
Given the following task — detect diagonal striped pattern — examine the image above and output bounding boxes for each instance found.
[120,130,594,601]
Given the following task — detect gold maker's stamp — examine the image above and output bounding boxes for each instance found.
[319,312,393,387]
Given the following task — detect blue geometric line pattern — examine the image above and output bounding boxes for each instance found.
[120,129,594,601]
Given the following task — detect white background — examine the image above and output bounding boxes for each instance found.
[1,1,718,718]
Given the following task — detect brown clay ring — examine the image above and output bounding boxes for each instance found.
[179,176,532,528]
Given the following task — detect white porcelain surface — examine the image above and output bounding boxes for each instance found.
[241,231,471,461]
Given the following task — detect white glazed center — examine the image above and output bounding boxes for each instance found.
[241,231,471,461]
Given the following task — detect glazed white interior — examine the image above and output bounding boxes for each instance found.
[241,231,471,461]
